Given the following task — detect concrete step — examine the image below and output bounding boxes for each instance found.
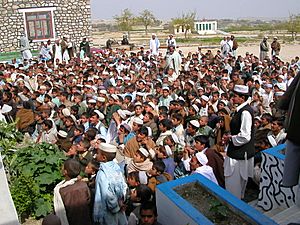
[263,206,286,218]
[271,205,300,225]
[247,199,265,213]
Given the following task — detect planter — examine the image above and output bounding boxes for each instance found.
[156,174,277,225]
[258,144,297,211]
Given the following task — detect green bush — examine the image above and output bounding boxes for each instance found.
[10,143,66,218]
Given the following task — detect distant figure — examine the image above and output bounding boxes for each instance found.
[20,33,32,60]
[260,36,269,61]
[271,36,281,56]
[80,37,90,58]
[231,35,238,57]
[166,34,176,53]
[121,34,129,45]
[149,33,160,56]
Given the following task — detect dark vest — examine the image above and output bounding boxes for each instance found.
[227,104,255,160]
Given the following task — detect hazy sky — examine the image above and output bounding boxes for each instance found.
[91,0,300,20]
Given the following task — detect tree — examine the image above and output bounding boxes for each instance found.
[138,10,156,35]
[171,12,196,39]
[286,14,300,41]
[114,8,135,39]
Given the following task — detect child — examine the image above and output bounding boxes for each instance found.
[93,143,128,225]
[76,139,93,171]
[155,145,175,179]
[139,201,161,225]
[147,160,172,192]
[127,184,153,225]
[54,159,92,225]
[127,147,153,174]
[72,124,84,144]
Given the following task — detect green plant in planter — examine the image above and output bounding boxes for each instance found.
[209,198,230,222]
[10,142,66,219]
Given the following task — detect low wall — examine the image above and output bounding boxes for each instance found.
[157,174,277,225]
[258,144,297,211]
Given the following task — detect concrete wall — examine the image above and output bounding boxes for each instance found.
[0,0,91,52]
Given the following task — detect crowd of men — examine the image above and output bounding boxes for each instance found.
[1,33,300,225]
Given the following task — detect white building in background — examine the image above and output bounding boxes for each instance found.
[194,20,218,35]
[173,25,192,35]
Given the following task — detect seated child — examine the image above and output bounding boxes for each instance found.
[155,145,175,179]
[147,160,172,192]
[127,147,153,174]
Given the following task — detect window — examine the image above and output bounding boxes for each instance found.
[19,7,56,41]
[25,11,53,40]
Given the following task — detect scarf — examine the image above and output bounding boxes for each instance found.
[53,178,77,225]
[127,159,153,174]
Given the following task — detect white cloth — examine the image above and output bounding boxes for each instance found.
[194,165,219,185]
[54,178,78,225]
[166,51,182,76]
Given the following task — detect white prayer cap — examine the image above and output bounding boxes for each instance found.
[187,80,195,86]
[136,92,144,97]
[36,97,44,104]
[233,85,249,94]
[148,102,156,110]
[110,94,119,101]
[138,147,149,158]
[139,171,148,184]
[123,110,133,116]
[162,86,170,91]
[102,71,109,75]
[117,109,127,120]
[120,123,131,132]
[99,143,117,153]
[275,91,285,97]
[40,85,47,90]
[62,108,71,117]
[124,76,131,81]
[278,75,285,80]
[57,130,68,138]
[274,83,286,91]
[190,120,200,128]
[85,84,92,89]
[264,83,273,89]
[97,97,106,103]
[133,117,143,125]
[99,89,107,95]
[70,115,78,125]
[165,145,173,157]
[146,127,152,137]
[88,99,97,104]
[191,104,199,113]
[151,33,156,36]
[201,95,209,102]
[0,104,12,114]
[94,110,104,120]
[195,152,208,165]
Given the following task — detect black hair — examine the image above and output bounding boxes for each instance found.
[136,184,153,203]
[158,106,168,113]
[194,135,210,148]
[64,158,81,178]
[128,171,140,182]
[75,124,85,134]
[261,113,273,123]
[140,201,158,217]
[139,126,149,136]
[43,120,53,129]
[171,113,183,122]
[85,128,97,141]
[159,119,173,130]
[152,160,166,174]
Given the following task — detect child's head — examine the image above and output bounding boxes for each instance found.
[130,184,153,203]
[67,144,77,156]
[171,113,183,127]
[127,171,141,188]
[63,159,81,179]
[80,112,89,124]
[149,160,166,177]
[96,143,117,162]
[74,124,85,137]
[156,145,172,159]
[133,148,149,163]
[199,116,208,127]
[77,139,90,153]
[85,160,99,176]
[140,201,158,225]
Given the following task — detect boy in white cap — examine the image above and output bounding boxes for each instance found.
[94,143,128,225]
[189,152,218,185]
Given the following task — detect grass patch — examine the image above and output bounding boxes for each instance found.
[0,51,38,62]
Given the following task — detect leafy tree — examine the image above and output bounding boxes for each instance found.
[114,8,136,39]
[138,10,156,35]
[286,14,300,41]
[171,12,196,39]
